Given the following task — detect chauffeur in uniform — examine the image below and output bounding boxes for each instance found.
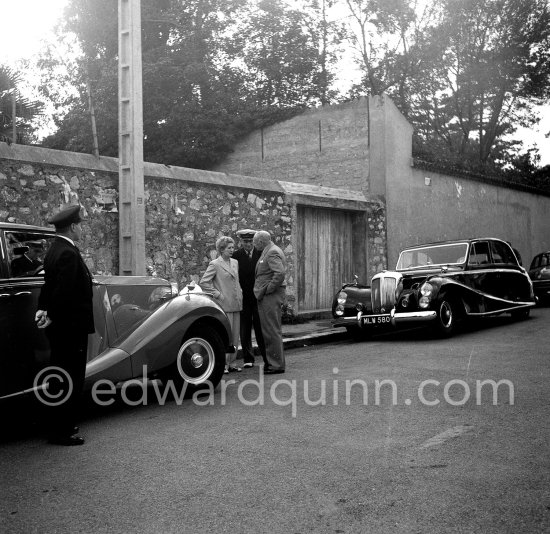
[35,205,95,446]
[233,229,267,368]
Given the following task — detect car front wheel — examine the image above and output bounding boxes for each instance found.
[167,326,226,396]
[435,298,459,337]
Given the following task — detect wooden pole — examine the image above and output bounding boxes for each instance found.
[118,0,145,275]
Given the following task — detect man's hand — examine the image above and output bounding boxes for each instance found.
[35,310,52,329]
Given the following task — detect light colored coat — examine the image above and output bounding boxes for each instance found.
[253,242,286,301]
[199,256,243,312]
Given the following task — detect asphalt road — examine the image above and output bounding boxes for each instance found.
[1,308,549,533]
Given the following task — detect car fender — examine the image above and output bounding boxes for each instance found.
[112,293,231,377]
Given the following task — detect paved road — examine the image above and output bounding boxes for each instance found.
[1,308,549,533]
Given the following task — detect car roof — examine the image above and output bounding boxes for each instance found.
[0,222,53,233]
[402,237,509,250]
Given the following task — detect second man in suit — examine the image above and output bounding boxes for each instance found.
[253,230,287,374]
[233,229,267,368]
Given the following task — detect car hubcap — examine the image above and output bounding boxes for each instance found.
[190,353,204,368]
[177,337,215,385]
[441,302,453,328]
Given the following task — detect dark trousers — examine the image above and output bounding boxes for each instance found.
[257,286,286,370]
[240,299,267,365]
[46,325,88,438]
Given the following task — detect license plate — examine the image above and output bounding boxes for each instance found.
[362,314,391,325]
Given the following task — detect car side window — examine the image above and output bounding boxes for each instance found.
[489,241,517,265]
[541,255,549,267]
[468,242,490,266]
[6,232,53,278]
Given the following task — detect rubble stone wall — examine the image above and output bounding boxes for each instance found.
[0,146,294,299]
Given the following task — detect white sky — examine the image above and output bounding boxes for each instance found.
[1,0,549,165]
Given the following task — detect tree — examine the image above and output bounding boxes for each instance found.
[0,66,43,144]
[38,0,339,168]
[341,0,550,171]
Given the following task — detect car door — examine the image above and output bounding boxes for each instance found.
[490,240,532,303]
[0,229,52,399]
[465,240,501,312]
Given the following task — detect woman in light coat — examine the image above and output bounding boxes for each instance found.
[200,236,243,372]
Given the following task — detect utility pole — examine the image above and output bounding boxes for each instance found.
[118,0,145,275]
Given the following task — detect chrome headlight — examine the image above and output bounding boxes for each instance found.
[337,291,348,305]
[419,296,430,308]
[335,304,345,316]
[420,282,433,297]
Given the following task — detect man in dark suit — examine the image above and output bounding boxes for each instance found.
[233,229,267,368]
[35,205,95,446]
[253,230,287,374]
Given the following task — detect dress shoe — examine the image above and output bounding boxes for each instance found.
[264,368,285,374]
[48,435,85,446]
[243,362,254,368]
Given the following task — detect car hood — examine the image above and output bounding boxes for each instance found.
[93,275,171,287]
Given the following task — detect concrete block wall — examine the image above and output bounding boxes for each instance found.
[214,98,370,194]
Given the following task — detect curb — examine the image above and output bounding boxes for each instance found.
[282,328,348,350]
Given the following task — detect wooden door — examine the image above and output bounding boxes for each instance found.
[297,206,357,311]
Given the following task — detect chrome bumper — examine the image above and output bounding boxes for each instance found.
[333,309,437,329]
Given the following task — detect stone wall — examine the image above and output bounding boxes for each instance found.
[0,143,375,313]
[0,144,293,296]
[213,98,370,194]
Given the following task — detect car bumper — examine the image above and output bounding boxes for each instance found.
[333,309,437,329]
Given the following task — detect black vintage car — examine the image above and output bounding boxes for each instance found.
[332,238,536,337]
[0,222,233,403]
[528,250,550,304]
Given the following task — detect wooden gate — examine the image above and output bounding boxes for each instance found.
[297,206,363,312]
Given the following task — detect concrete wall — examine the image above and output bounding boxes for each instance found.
[217,93,550,273]
[214,98,370,194]
[374,97,550,269]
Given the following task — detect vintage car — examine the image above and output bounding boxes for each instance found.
[528,250,550,303]
[0,222,232,403]
[332,238,536,337]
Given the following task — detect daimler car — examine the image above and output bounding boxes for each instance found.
[0,222,232,403]
[332,238,536,337]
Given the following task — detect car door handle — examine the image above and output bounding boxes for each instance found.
[14,291,32,296]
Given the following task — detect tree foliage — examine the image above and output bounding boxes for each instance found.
[343,0,550,172]
[39,0,341,168]
[0,65,43,144]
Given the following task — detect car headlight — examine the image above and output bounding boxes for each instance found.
[419,296,430,308]
[335,304,345,316]
[337,291,348,305]
[356,303,363,312]
[420,282,433,297]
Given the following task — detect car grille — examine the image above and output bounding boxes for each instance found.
[371,273,401,313]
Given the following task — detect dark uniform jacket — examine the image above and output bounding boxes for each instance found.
[233,247,262,303]
[38,237,95,333]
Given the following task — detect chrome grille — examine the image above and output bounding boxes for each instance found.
[371,273,401,313]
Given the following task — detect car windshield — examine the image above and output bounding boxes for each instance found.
[396,243,469,270]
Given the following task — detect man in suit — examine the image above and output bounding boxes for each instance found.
[253,230,287,374]
[233,229,267,368]
[35,205,95,446]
